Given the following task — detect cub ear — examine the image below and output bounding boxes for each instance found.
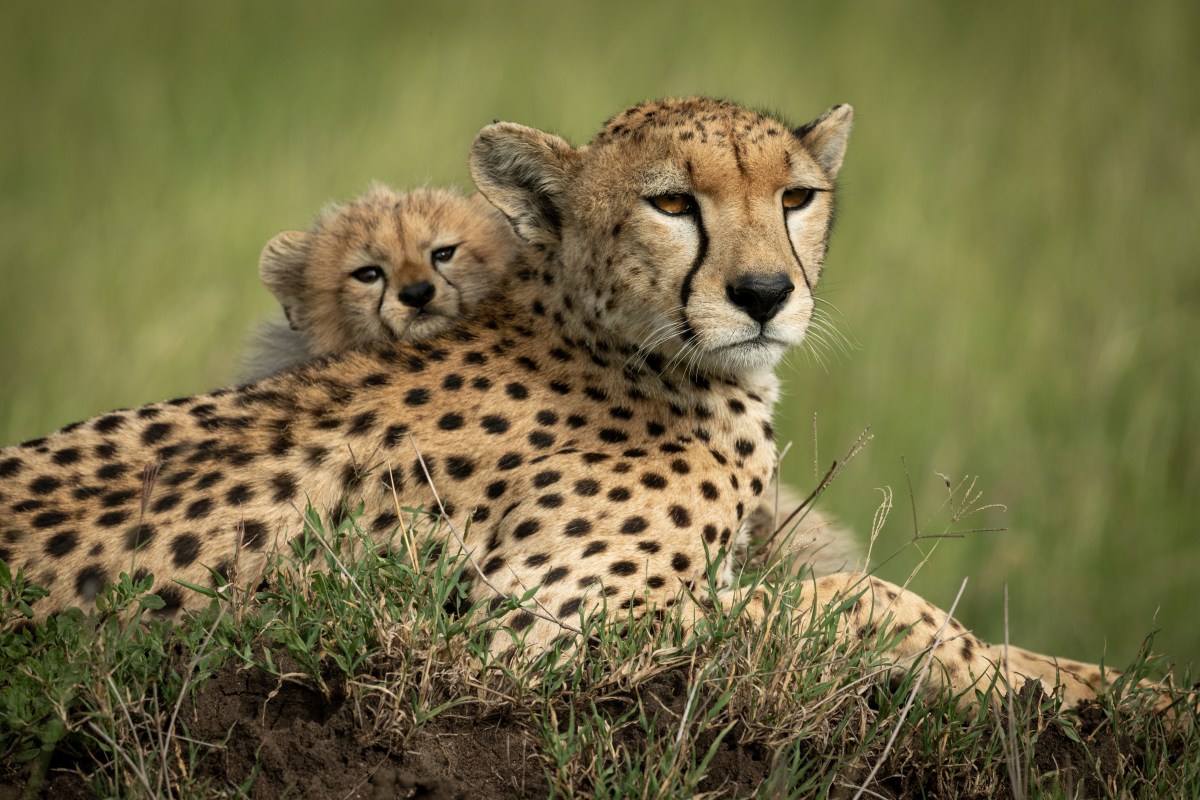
[794,104,854,180]
[469,122,577,247]
[258,230,311,321]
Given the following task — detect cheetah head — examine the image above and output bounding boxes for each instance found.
[470,98,852,378]
[258,185,516,354]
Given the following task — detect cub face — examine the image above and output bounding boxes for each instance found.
[258,185,518,355]
[471,98,852,378]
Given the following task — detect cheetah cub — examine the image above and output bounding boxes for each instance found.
[246,184,859,577]
[241,184,518,380]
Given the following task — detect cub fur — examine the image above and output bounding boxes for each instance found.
[242,184,517,380]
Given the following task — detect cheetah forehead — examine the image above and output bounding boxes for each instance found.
[592,98,791,145]
[587,97,833,194]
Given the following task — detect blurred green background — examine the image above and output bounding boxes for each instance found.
[1,2,1196,665]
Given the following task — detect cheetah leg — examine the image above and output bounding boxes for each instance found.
[705,573,1189,713]
[697,573,1029,704]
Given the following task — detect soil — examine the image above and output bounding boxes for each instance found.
[0,663,1144,799]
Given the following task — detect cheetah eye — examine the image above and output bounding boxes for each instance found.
[647,194,696,216]
[431,245,458,265]
[350,266,384,284]
[782,188,814,211]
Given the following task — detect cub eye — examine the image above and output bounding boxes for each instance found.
[431,245,457,264]
[782,188,813,211]
[648,194,696,216]
[350,266,383,284]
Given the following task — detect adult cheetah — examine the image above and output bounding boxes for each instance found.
[243,181,859,577]
[0,98,1148,708]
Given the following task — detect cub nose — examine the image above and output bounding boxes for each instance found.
[399,280,436,308]
[726,273,794,324]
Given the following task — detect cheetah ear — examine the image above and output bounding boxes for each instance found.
[794,104,854,180]
[258,230,312,324]
[469,122,577,247]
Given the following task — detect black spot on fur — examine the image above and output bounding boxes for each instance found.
[44,530,78,558]
[171,533,202,567]
[29,476,61,495]
[348,411,377,436]
[620,516,648,534]
[385,424,410,448]
[439,413,465,431]
[141,422,173,445]
[404,388,430,406]
[513,519,542,539]
[96,463,126,481]
[574,479,599,496]
[184,498,212,520]
[598,428,628,444]
[101,489,136,508]
[271,472,298,503]
[671,553,692,572]
[609,561,638,577]
[668,505,692,528]
[700,481,719,501]
[93,415,125,433]
[195,471,223,490]
[640,473,668,490]
[533,470,561,488]
[51,448,81,466]
[75,565,108,601]
[124,524,155,551]
[446,456,476,480]
[32,511,68,529]
[528,430,556,449]
[564,518,593,537]
[239,521,267,550]
[607,487,631,502]
[412,456,437,485]
[481,415,511,435]
[226,484,254,505]
[498,453,523,470]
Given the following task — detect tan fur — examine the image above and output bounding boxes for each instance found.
[243,185,517,380]
[0,98,1179,714]
[246,184,859,577]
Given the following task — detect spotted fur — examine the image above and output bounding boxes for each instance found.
[246,182,858,577]
[0,98,1175,712]
[242,184,517,380]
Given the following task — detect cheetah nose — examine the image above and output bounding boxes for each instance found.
[726,272,794,324]
[399,280,436,308]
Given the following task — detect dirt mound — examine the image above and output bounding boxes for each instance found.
[0,660,1155,799]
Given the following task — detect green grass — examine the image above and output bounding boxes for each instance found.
[0,0,1196,701]
[3,513,1196,798]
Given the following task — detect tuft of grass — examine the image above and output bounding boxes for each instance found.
[1,505,1195,798]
